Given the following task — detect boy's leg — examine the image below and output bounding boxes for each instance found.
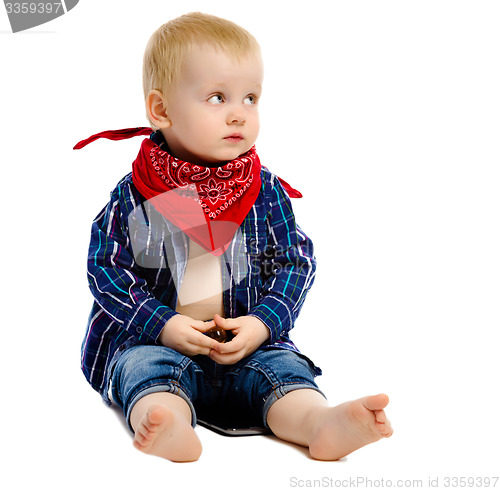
[266,389,393,461]
[129,391,202,462]
[110,345,203,462]
[221,348,392,460]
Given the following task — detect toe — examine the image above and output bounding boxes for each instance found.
[374,409,386,424]
[382,422,394,438]
[141,428,155,441]
[362,393,389,412]
[134,428,149,446]
[134,419,157,446]
[148,406,168,426]
[134,435,147,448]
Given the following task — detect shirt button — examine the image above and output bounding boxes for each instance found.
[136,327,143,334]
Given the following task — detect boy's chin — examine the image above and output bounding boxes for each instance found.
[204,150,251,167]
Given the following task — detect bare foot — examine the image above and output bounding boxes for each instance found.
[308,393,393,461]
[133,405,202,462]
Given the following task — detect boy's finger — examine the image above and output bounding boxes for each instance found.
[209,347,246,365]
[208,349,237,365]
[213,314,238,330]
[214,337,242,354]
[191,319,216,332]
[189,330,221,351]
[187,341,216,357]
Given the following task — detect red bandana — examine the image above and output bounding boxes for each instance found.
[74,127,302,255]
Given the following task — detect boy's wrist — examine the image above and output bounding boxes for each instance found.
[248,296,292,345]
[246,315,270,344]
[159,313,180,346]
[125,298,177,345]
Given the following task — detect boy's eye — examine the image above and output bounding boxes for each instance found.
[208,94,224,104]
[244,95,257,105]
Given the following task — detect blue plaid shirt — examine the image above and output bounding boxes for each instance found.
[82,165,318,397]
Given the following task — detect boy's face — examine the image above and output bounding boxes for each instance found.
[161,43,263,165]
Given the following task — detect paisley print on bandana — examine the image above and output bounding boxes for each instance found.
[149,144,257,220]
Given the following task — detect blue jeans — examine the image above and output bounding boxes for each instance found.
[108,345,324,432]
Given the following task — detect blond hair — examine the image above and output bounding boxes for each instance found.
[143,12,260,101]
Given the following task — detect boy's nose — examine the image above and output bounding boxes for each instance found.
[227,110,245,125]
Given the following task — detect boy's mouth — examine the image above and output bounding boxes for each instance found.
[224,133,243,143]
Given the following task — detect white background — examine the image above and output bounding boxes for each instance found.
[1,0,499,489]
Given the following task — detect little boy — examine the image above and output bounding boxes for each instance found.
[77,12,392,462]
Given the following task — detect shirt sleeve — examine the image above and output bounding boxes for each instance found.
[87,180,178,344]
[248,175,317,344]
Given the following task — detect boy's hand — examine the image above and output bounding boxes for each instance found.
[208,314,270,365]
[159,314,221,357]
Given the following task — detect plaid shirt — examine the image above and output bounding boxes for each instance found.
[82,166,318,397]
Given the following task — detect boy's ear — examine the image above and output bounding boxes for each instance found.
[146,90,172,129]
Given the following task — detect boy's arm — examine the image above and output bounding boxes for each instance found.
[87,183,178,345]
[211,175,316,364]
[247,175,316,345]
[88,181,223,355]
